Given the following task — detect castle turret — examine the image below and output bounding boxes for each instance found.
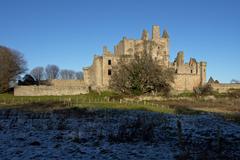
[162,29,169,39]
[175,51,184,66]
[152,25,160,41]
[200,61,207,85]
[141,29,149,41]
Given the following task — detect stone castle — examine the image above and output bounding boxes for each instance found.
[83,25,207,91]
[15,25,214,96]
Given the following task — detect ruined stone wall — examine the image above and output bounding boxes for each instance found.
[173,74,201,91]
[94,57,103,87]
[211,83,240,93]
[114,40,124,56]
[123,39,135,56]
[173,52,200,75]
[200,62,207,85]
[14,80,89,96]
[83,68,90,86]
[152,25,160,41]
[83,56,103,89]
[102,55,114,87]
[173,63,199,75]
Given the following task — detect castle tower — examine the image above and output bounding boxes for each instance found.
[141,29,149,41]
[200,61,207,85]
[152,25,160,41]
[176,51,184,66]
[162,29,170,66]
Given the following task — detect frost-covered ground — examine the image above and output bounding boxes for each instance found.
[0,107,240,159]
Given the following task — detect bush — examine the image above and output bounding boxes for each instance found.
[110,44,174,96]
[177,92,195,97]
[108,116,155,143]
[227,89,240,98]
[193,84,213,96]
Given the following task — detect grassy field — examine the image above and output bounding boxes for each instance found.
[0,92,175,114]
[0,92,239,122]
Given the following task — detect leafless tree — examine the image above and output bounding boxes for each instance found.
[60,69,76,80]
[0,46,27,92]
[45,64,59,80]
[30,66,44,81]
[76,71,83,80]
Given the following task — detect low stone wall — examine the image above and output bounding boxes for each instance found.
[211,83,240,93]
[14,80,89,96]
[50,80,86,87]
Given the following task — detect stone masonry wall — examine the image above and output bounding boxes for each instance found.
[211,83,240,93]
[14,80,89,96]
[173,74,201,91]
[50,80,85,87]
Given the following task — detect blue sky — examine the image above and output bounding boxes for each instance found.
[0,0,239,82]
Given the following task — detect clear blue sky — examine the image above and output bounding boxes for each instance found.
[0,0,239,83]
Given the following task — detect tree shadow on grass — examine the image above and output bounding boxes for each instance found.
[169,105,204,115]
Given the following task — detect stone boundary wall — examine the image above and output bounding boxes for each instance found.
[14,80,89,96]
[211,83,240,93]
[50,80,85,87]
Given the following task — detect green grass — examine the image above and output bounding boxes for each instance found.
[0,91,118,104]
[0,92,174,114]
[174,91,195,97]
[1,92,239,121]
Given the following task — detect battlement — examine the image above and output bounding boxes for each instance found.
[152,25,160,41]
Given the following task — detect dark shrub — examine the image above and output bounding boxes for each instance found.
[193,84,213,96]
[108,116,155,143]
[227,89,240,98]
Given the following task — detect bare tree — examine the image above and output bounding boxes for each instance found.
[76,71,83,80]
[30,66,44,81]
[110,52,174,95]
[60,69,76,80]
[109,40,175,95]
[0,46,27,92]
[45,64,59,80]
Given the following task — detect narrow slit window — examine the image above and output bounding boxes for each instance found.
[108,69,112,75]
[108,60,111,65]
